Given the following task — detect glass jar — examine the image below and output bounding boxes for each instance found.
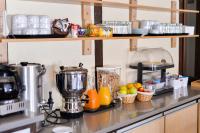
[97,66,121,100]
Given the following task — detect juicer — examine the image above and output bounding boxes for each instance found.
[56,63,88,119]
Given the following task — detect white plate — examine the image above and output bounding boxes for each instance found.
[52,126,73,133]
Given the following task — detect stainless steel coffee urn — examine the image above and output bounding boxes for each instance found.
[56,63,88,119]
[14,62,46,113]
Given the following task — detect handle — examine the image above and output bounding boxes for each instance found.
[164,101,196,115]
[116,114,163,133]
[38,65,46,77]
[10,66,22,92]
[56,74,63,94]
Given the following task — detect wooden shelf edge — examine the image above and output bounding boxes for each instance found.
[1,35,199,43]
[29,0,199,14]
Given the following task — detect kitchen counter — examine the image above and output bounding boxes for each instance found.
[40,87,200,133]
[0,111,44,132]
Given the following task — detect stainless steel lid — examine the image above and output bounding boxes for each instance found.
[59,63,88,74]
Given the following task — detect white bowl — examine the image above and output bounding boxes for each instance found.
[52,126,73,133]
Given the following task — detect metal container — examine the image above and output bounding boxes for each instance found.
[14,62,46,112]
[56,63,88,98]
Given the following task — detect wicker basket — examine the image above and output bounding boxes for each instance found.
[117,93,137,104]
[137,91,154,102]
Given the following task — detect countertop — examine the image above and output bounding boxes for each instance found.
[39,87,200,133]
[0,111,44,132]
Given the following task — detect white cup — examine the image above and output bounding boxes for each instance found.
[39,15,50,24]
[27,15,39,28]
[12,29,23,35]
[12,15,27,24]
[23,28,38,35]
[38,28,51,35]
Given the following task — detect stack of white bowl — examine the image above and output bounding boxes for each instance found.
[12,14,51,35]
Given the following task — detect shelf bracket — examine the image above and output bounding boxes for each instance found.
[0,0,8,63]
[171,0,177,48]
[81,3,92,55]
[129,0,138,51]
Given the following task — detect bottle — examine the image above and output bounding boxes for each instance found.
[98,76,112,106]
[84,76,100,110]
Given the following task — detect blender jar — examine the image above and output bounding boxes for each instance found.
[97,66,121,100]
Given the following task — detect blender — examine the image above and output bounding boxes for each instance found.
[56,63,88,119]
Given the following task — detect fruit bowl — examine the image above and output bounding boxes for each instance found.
[136,90,154,102]
[117,92,137,104]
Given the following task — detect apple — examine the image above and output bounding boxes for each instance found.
[119,89,127,94]
[120,85,127,91]
[128,87,137,94]
[138,87,144,92]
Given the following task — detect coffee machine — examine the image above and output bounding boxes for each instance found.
[0,64,27,116]
[56,63,88,119]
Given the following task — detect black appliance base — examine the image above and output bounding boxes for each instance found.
[60,111,83,119]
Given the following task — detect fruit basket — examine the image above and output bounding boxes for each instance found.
[117,93,137,104]
[137,90,154,102]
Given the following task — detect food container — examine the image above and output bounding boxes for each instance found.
[183,26,195,35]
[117,93,137,104]
[98,25,113,37]
[97,66,121,100]
[78,28,87,37]
[137,90,154,102]
[87,24,100,37]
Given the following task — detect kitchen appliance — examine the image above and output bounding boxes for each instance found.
[14,62,46,113]
[56,63,88,119]
[0,64,27,116]
[129,48,174,95]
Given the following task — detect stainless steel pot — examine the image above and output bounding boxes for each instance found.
[56,63,88,98]
[14,62,46,112]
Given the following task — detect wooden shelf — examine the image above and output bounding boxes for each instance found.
[0,35,198,43]
[30,0,199,14]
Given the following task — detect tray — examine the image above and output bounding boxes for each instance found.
[113,34,142,37]
[129,63,174,71]
[84,99,121,113]
[7,34,67,39]
[147,33,189,36]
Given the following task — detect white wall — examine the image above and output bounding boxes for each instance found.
[6,0,179,108]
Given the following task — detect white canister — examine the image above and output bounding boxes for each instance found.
[23,28,38,35]
[183,26,195,35]
[27,15,39,28]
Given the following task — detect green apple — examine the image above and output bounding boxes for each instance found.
[119,89,127,95]
[120,86,127,91]
[128,87,137,94]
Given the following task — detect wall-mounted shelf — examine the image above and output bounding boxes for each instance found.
[29,0,199,13]
[0,0,199,59]
[1,35,199,43]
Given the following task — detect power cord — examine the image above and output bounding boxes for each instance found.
[41,92,69,126]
